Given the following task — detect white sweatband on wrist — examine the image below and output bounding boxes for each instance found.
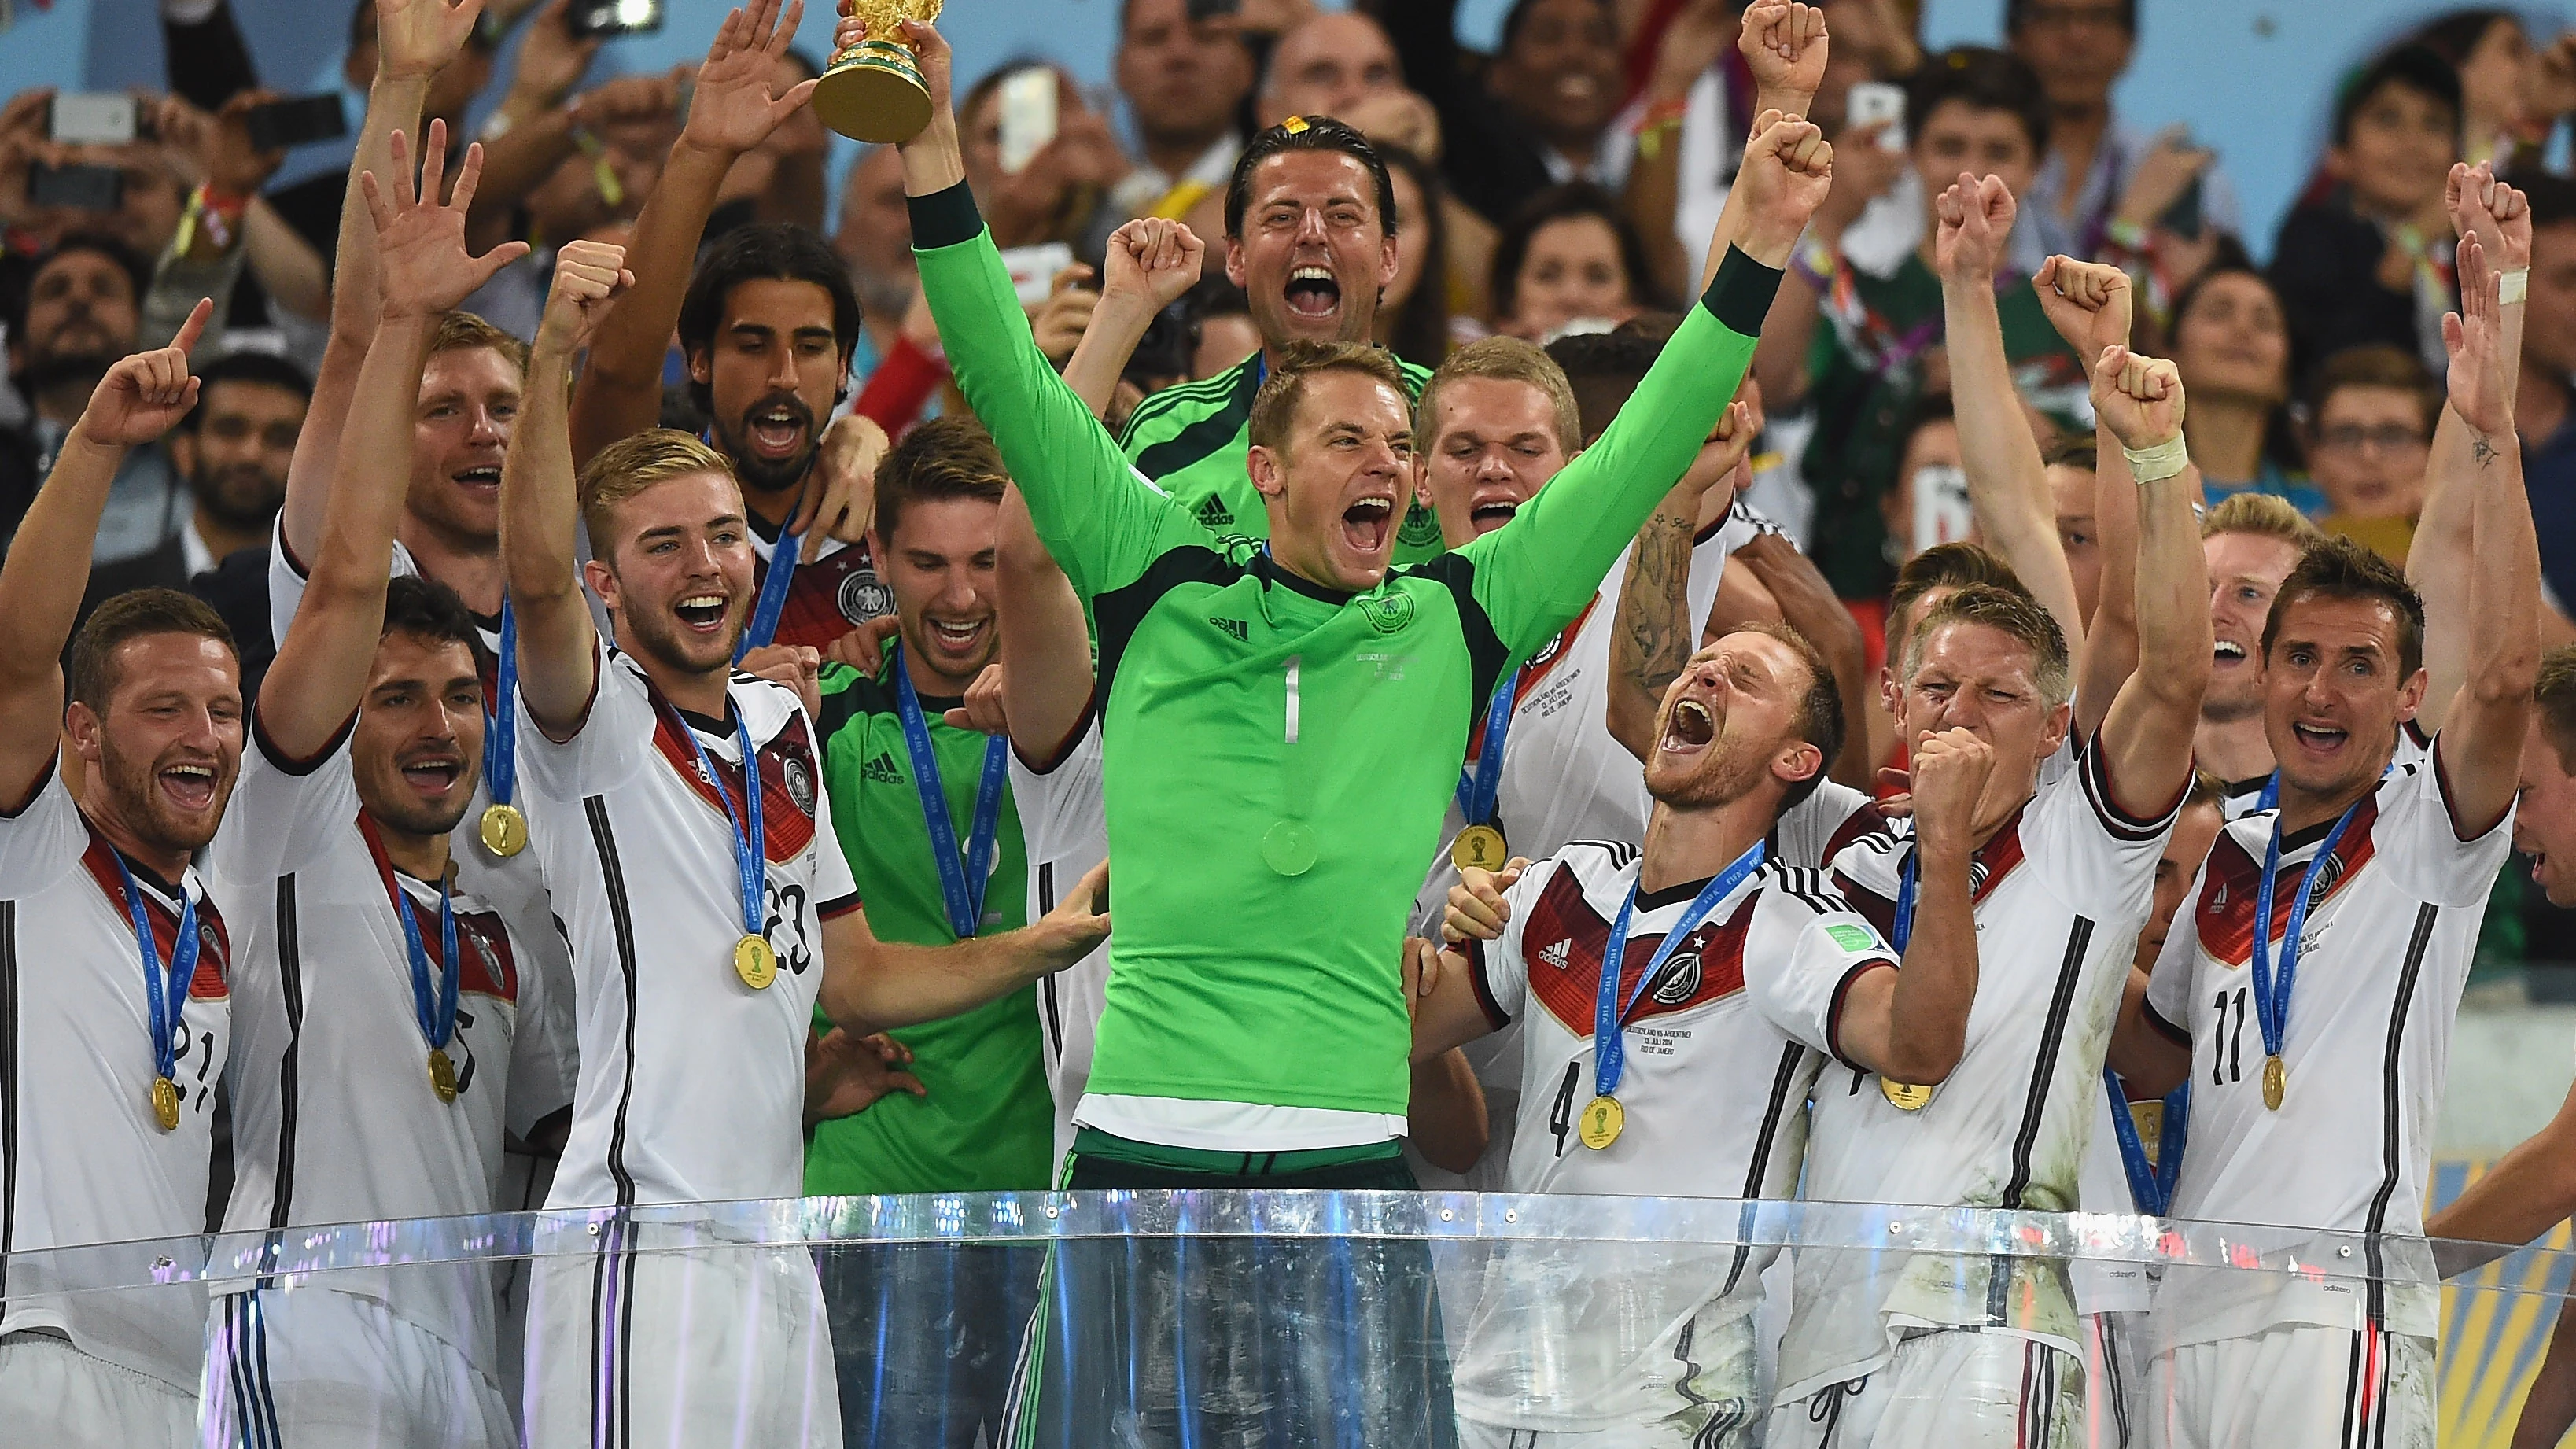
[2501,267,2530,305]
[2123,434,2191,484]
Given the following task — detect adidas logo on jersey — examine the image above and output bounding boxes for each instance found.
[1210,615,1249,642]
[1195,495,1235,529]
[1538,938,1572,972]
[862,750,905,784]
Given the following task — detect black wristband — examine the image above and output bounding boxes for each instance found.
[906,180,984,251]
[1703,245,1786,337]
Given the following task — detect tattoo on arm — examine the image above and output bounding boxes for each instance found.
[1619,511,1697,702]
[2472,435,2499,469]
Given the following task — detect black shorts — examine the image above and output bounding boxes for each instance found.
[1001,1152,1461,1449]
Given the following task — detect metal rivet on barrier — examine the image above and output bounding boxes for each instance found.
[1439,1209,1454,1221]
[1504,1210,1517,1222]
[2338,1246,2353,1258]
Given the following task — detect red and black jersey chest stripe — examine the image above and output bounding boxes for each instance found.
[1520,869,1757,1036]
[649,705,822,865]
[79,834,229,997]
[1833,810,2029,946]
[2194,802,2382,967]
[354,813,521,1002]
[761,540,894,654]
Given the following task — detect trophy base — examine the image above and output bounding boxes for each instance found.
[813,42,934,144]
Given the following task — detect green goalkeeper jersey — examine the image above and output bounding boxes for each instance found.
[1118,348,1449,565]
[803,660,1052,1193]
[911,182,1780,1127]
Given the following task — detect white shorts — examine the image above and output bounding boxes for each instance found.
[200,1287,514,1449]
[1767,1329,2082,1448]
[1457,1304,1761,1449]
[521,1221,841,1449]
[0,1330,193,1449]
[2150,1325,2434,1449]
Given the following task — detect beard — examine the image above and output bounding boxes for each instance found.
[363,769,478,839]
[620,595,743,682]
[100,739,229,857]
[713,393,820,497]
[1645,741,1767,811]
[193,463,288,534]
[16,345,119,400]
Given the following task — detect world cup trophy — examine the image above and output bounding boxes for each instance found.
[813,0,944,143]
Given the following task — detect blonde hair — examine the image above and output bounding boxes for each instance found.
[2202,490,2324,547]
[578,429,738,562]
[1900,582,2073,709]
[1417,337,1582,457]
[430,310,530,374]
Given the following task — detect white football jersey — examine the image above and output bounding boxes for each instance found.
[208,717,576,1368]
[518,643,861,1208]
[1454,840,1886,1429]
[0,768,231,1388]
[2144,746,2508,1348]
[1766,742,2180,1400]
[2209,721,2431,824]
[1011,706,1110,1164]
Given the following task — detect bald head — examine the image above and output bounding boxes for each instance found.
[1262,11,1405,126]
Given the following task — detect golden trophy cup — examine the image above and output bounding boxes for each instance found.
[813,0,943,143]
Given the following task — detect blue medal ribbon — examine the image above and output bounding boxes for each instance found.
[1453,669,1522,828]
[2102,1071,2189,1215]
[1892,849,1918,951]
[1594,843,1766,1101]
[483,600,517,810]
[381,853,460,1054]
[2255,772,2279,814]
[736,521,802,660]
[673,701,768,942]
[2250,800,2361,1075]
[111,855,198,1086]
[892,644,1010,939]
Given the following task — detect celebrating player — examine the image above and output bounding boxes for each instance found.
[496,242,1107,1445]
[1767,321,2211,1439]
[566,0,895,660]
[198,131,571,1449]
[0,301,228,1447]
[2110,236,2541,1447]
[1416,628,1968,1446]
[879,2,1819,1435]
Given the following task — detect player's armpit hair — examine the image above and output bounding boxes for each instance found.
[1248,341,1412,455]
[69,588,239,712]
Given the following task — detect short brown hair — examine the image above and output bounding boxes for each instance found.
[1886,543,2029,654]
[2259,534,2427,678]
[1736,621,1844,810]
[1900,582,2073,708]
[2043,436,2097,474]
[1417,337,1582,458]
[872,415,1007,542]
[2202,490,2326,546]
[2538,645,2576,772]
[1247,340,1410,455]
[2303,343,2441,437]
[68,588,238,711]
[430,310,529,375]
[577,428,739,562]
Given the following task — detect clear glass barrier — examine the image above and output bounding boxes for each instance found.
[7,1195,2570,1447]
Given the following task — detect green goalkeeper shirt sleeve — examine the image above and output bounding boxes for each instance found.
[1454,245,1785,660]
[908,182,1203,600]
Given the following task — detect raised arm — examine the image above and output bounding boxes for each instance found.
[1737,533,1874,786]
[2412,165,2531,735]
[503,245,635,736]
[1061,219,1206,420]
[1605,404,1752,761]
[279,0,486,566]
[264,128,528,761]
[565,0,819,467]
[2086,346,2210,817]
[0,302,212,806]
[1462,112,1819,658]
[2032,256,2147,745]
[1830,727,1992,1082]
[996,486,1097,764]
[2432,237,2543,836]
[819,859,1111,1031]
[1938,177,2085,668]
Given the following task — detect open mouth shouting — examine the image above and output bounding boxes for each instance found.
[674,592,732,635]
[922,614,991,665]
[1660,695,1717,758]
[158,759,220,813]
[2213,638,2249,669]
[1285,264,1342,323]
[451,463,502,496]
[396,750,467,804]
[2285,716,2350,762]
[1469,492,1522,536]
[740,395,813,466]
[1340,491,1397,556]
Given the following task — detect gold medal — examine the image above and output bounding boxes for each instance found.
[2261,1053,2286,1111]
[428,1049,459,1103]
[1451,824,1509,874]
[1881,1079,1936,1112]
[478,802,528,857]
[1577,1093,1625,1149]
[150,1075,180,1132]
[734,934,779,990]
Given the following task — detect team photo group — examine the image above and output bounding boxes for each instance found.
[5,0,2576,1443]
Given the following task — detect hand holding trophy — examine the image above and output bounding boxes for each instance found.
[814,0,945,142]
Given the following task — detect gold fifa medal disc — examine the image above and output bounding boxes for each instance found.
[1577,1093,1625,1149]
[1452,824,1509,874]
[2261,1054,2286,1111]
[428,1049,459,1104]
[479,802,528,858]
[1881,1079,1936,1112]
[735,934,779,990]
[151,1075,181,1132]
